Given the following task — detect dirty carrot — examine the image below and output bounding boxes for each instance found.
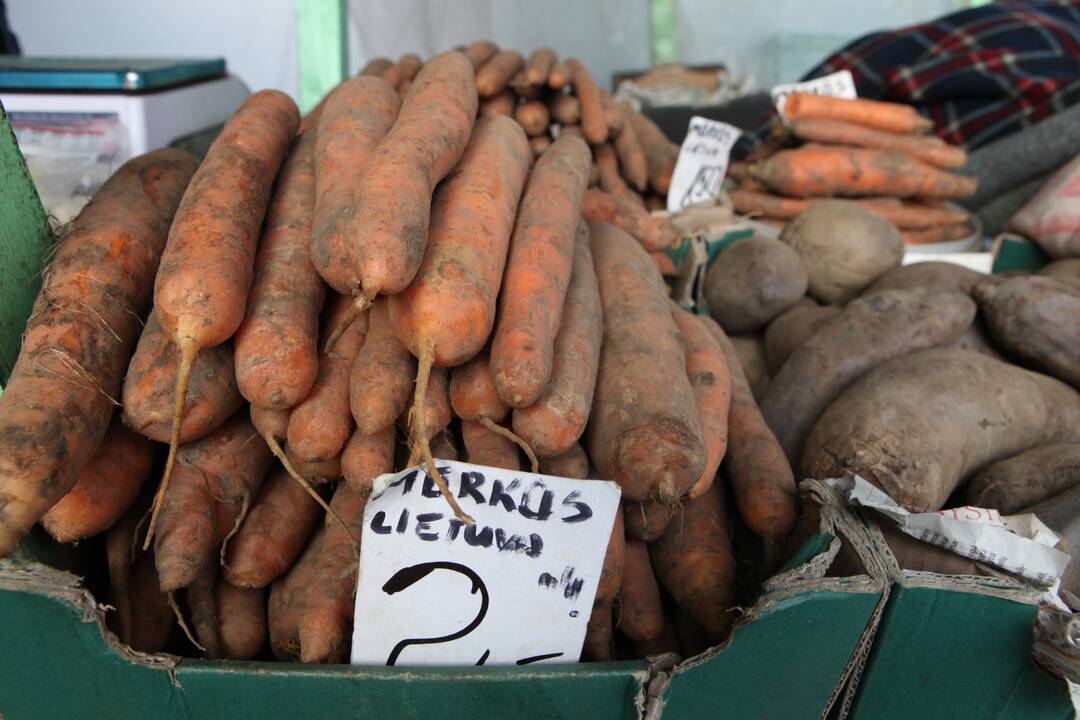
[147,91,298,549]
[566,58,608,144]
[268,529,323,661]
[450,348,536,470]
[788,116,966,169]
[623,499,673,542]
[480,90,515,117]
[530,135,552,157]
[582,508,624,661]
[548,61,572,90]
[341,427,396,496]
[525,47,557,85]
[514,100,551,137]
[234,128,326,410]
[784,92,933,135]
[350,298,417,435]
[463,40,499,69]
[0,148,197,557]
[476,49,524,97]
[628,111,678,195]
[601,92,624,136]
[539,443,590,480]
[185,560,221,655]
[396,53,423,82]
[901,223,972,245]
[491,134,592,408]
[730,190,968,228]
[617,539,664,643]
[550,93,581,125]
[594,142,629,196]
[581,188,678,252]
[614,101,649,191]
[462,420,522,471]
[216,580,267,660]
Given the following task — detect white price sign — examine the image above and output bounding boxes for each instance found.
[771,69,858,117]
[667,116,741,212]
[350,460,621,667]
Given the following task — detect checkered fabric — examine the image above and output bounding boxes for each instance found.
[740,1,1080,156]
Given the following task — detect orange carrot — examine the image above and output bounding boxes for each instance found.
[359,57,394,77]
[185,560,221,656]
[582,508,624,661]
[479,90,515,117]
[287,293,369,462]
[268,529,322,660]
[550,93,581,125]
[397,53,423,82]
[217,580,267,660]
[341,427,396,496]
[901,223,972,245]
[299,484,368,663]
[398,78,413,99]
[42,420,154,543]
[530,134,552,157]
[462,420,521,471]
[513,222,602,457]
[730,190,969,228]
[514,100,551,137]
[581,189,678,251]
[671,307,732,499]
[649,482,735,643]
[594,142,628,196]
[223,465,322,588]
[122,310,243,444]
[511,70,542,99]
[148,91,298,548]
[650,250,678,276]
[645,195,665,213]
[250,405,290,443]
[788,117,966,169]
[463,41,499,69]
[285,446,343,483]
[702,317,796,565]
[614,101,649,191]
[525,47,557,85]
[350,299,417,435]
[154,413,273,592]
[628,111,678,195]
[623,499,673,542]
[326,52,478,347]
[539,442,590,479]
[566,58,608,144]
[601,92,624,136]
[234,128,326,410]
[751,146,978,199]
[618,539,664,643]
[476,50,524,97]
[548,61,572,90]
[450,348,508,423]
[587,221,705,504]
[0,149,196,557]
[784,92,933,135]
[491,134,592,408]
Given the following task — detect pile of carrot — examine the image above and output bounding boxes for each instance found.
[0,46,798,665]
[732,93,977,244]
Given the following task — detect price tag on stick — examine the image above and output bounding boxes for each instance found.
[350,460,622,667]
[666,116,742,212]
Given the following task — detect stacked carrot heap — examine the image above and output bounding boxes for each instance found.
[0,48,796,664]
[730,93,978,244]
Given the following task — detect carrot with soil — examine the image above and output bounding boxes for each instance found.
[146,91,298,549]
[525,47,557,85]
[566,58,608,144]
[476,50,524,97]
[618,539,664,643]
[449,348,535,467]
[462,420,522,470]
[0,148,197,557]
[350,299,417,435]
[783,93,933,135]
[583,507,624,661]
[217,581,267,660]
[787,117,966,169]
[514,100,551,137]
[581,189,677,251]
[614,102,649,191]
[341,426,396,496]
[491,134,592,408]
[628,112,678,195]
[234,128,326,410]
[586,221,706,504]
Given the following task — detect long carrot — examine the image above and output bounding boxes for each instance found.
[285,447,343,483]
[388,117,532,517]
[784,92,933,135]
[147,91,298,549]
[324,52,478,349]
[350,299,417,435]
[463,41,499,69]
[788,117,966,169]
[217,580,267,660]
[223,464,322,588]
[751,146,977,199]
[42,420,154,543]
[618,539,664,643]
[582,507,624,661]
[671,308,732,499]
[341,427,396,496]
[601,92,624,136]
[587,221,705,504]
[0,148,197,557]
[268,529,322,660]
[154,412,273,592]
[310,76,400,301]
[491,134,592,408]
[539,442,590,480]
[235,128,326,410]
[729,190,969,229]
[106,503,173,653]
[525,47,557,85]
[594,143,628,196]
[628,112,678,195]
[581,188,677,252]
[122,310,243,444]
[565,58,608,144]
[185,560,221,655]
[511,70,542,100]
[513,222,602,457]
[614,101,649,192]
[476,50,524,97]
[702,317,796,566]
[649,482,736,644]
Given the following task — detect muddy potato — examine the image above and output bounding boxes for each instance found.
[704,236,808,333]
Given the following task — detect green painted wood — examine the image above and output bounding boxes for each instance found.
[661,589,883,718]
[993,234,1051,274]
[0,587,647,720]
[0,102,53,388]
[850,585,1072,719]
[649,0,680,65]
[295,0,348,114]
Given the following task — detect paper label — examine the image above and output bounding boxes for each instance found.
[350,460,621,667]
[826,475,1069,587]
[667,116,741,212]
[771,69,857,116]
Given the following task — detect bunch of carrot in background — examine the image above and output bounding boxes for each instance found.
[728,93,978,244]
[0,44,798,664]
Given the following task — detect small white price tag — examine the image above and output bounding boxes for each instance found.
[667,116,741,212]
[350,459,621,667]
[771,69,858,117]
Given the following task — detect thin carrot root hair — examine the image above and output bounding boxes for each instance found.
[413,340,474,526]
[143,337,198,550]
[324,290,373,353]
[478,416,538,473]
[169,591,206,652]
[263,431,360,561]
